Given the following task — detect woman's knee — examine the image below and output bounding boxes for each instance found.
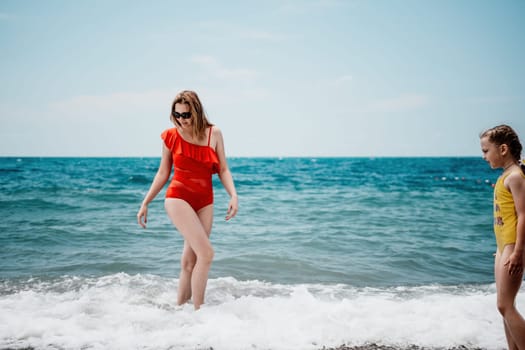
[497,298,515,317]
[197,246,214,265]
[181,256,197,273]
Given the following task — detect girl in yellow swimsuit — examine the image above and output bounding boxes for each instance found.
[480,124,525,349]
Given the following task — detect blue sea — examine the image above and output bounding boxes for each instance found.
[0,157,521,350]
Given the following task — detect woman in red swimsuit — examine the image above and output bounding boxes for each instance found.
[137,90,238,310]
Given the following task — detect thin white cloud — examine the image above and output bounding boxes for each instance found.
[190,55,260,80]
[0,13,14,20]
[467,95,523,105]
[49,89,175,119]
[191,55,217,66]
[277,0,351,14]
[337,75,353,83]
[193,19,293,44]
[239,30,289,42]
[366,94,430,113]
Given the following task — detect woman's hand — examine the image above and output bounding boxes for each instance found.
[137,205,148,228]
[225,195,238,221]
[504,250,524,276]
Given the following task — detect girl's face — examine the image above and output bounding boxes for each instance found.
[480,136,505,169]
[173,103,192,129]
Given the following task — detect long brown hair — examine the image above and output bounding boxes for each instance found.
[170,90,213,140]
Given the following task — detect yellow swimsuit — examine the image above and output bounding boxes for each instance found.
[493,171,525,252]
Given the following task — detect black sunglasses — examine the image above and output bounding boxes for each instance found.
[172,111,192,120]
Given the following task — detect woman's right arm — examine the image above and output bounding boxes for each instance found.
[137,145,173,228]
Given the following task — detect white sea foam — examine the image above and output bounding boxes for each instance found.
[0,273,518,350]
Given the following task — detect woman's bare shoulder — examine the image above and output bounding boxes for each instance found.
[211,125,223,138]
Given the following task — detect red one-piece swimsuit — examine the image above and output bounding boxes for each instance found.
[161,126,220,211]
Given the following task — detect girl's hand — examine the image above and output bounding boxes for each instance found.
[137,205,148,228]
[225,196,238,221]
[504,251,524,276]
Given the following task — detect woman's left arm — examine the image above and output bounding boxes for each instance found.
[506,172,525,275]
[213,127,238,220]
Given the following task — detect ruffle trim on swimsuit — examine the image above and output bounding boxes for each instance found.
[161,128,220,174]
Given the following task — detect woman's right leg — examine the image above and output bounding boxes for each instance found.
[165,199,214,309]
[495,246,525,350]
[177,241,196,305]
[177,204,214,305]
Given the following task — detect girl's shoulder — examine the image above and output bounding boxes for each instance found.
[509,167,525,179]
[504,168,525,190]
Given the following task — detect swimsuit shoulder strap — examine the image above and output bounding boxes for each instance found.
[207,126,213,146]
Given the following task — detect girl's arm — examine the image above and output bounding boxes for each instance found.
[137,145,173,228]
[213,127,238,221]
[505,171,525,275]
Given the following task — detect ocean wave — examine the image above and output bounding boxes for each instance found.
[0,274,514,350]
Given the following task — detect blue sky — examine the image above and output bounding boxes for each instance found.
[1,0,524,157]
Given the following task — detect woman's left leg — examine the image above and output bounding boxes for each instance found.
[176,205,214,305]
[165,199,214,309]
